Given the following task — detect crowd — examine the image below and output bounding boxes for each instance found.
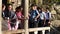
[2,4,51,30]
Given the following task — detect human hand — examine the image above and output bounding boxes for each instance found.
[48,21,51,25]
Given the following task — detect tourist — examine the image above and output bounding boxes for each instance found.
[6,4,17,30]
[2,4,6,19]
[44,8,51,26]
[37,7,46,27]
[29,4,40,28]
[15,6,24,29]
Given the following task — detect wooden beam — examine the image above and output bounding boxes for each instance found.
[0,0,2,34]
[29,27,50,32]
[3,29,25,34]
[24,0,29,34]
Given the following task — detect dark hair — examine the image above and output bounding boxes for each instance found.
[16,7,20,10]
[7,4,12,7]
[15,7,20,12]
[31,4,37,7]
[2,4,5,8]
[46,7,49,10]
[37,7,41,10]
[16,6,23,10]
[19,6,23,9]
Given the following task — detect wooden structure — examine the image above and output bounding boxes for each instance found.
[3,27,50,34]
[0,0,2,34]
[1,0,50,34]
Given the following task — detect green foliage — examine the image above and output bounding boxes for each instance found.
[58,0,60,2]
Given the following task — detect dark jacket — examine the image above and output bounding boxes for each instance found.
[2,10,17,20]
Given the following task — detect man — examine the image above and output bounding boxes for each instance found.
[37,7,46,27]
[29,4,40,28]
[29,4,40,34]
[44,8,51,26]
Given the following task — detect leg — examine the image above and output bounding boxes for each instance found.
[34,21,38,28]
[15,20,20,30]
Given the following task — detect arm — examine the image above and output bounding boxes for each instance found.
[48,13,51,24]
[49,13,51,21]
[35,14,40,20]
[43,12,46,25]
[44,16,46,25]
[35,10,40,20]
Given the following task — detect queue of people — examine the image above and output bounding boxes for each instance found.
[2,4,51,30]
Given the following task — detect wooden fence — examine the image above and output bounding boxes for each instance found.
[3,27,50,34]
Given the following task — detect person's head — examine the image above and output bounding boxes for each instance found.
[31,4,37,10]
[16,6,23,12]
[46,7,50,12]
[42,8,46,12]
[7,4,13,11]
[2,4,6,11]
[16,7,20,12]
[19,6,23,11]
[37,7,42,12]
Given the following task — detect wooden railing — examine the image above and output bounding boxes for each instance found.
[3,27,50,34]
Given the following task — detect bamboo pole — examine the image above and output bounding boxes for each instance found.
[0,0,2,34]
[24,0,29,34]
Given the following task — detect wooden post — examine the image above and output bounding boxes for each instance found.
[34,31,38,34]
[49,29,50,34]
[42,30,45,34]
[24,0,29,34]
[0,0,2,34]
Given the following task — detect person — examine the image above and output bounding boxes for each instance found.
[2,4,9,31]
[37,7,46,27]
[5,4,17,30]
[29,4,40,28]
[2,4,6,19]
[44,8,51,26]
[15,6,24,29]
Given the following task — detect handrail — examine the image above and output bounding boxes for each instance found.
[3,27,50,34]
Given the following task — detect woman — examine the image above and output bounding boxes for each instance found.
[6,4,17,30]
[15,6,24,29]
